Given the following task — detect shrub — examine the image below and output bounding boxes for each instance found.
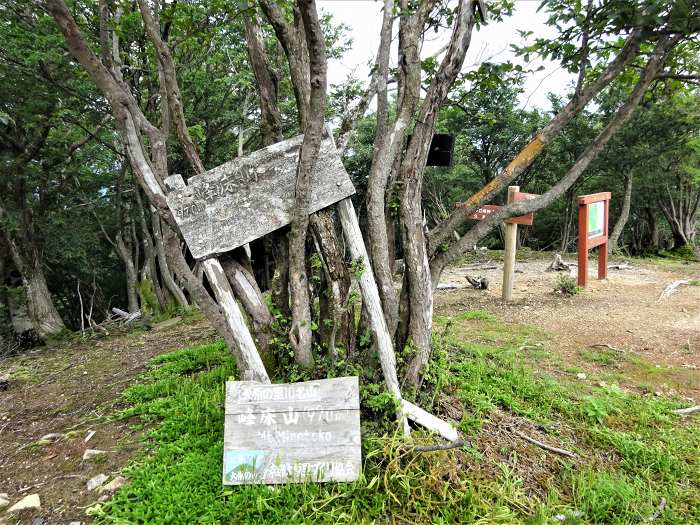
[555,274,580,295]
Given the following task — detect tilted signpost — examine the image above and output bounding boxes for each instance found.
[577,192,611,287]
[163,127,458,485]
[460,185,539,302]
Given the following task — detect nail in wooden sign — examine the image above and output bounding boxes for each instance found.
[164,129,355,260]
[223,377,361,485]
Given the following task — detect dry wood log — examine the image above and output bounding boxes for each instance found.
[466,275,489,289]
[658,279,690,300]
[400,400,459,442]
[547,253,573,272]
[673,405,700,416]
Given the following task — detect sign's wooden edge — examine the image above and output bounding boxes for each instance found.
[224,376,360,414]
[577,192,611,205]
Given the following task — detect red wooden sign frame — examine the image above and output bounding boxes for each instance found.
[577,192,611,287]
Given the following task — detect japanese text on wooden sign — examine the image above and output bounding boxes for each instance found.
[463,191,538,226]
[223,377,361,485]
[164,129,355,260]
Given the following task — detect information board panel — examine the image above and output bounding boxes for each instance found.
[587,201,605,239]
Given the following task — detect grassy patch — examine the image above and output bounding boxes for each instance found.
[453,309,497,322]
[97,325,700,524]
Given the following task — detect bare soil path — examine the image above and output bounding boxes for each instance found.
[437,254,700,402]
[0,317,216,524]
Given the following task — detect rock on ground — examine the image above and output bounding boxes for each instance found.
[86,474,109,492]
[98,476,126,494]
[6,493,41,513]
[82,449,106,461]
[0,493,9,510]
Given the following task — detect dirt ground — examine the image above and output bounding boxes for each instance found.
[437,254,700,401]
[1,255,698,524]
[0,317,216,525]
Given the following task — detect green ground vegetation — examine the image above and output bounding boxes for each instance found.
[95,312,699,524]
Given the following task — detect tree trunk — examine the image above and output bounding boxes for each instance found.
[136,189,166,309]
[244,10,283,146]
[286,0,327,369]
[310,210,352,354]
[4,226,65,339]
[608,173,633,253]
[22,260,65,339]
[151,210,189,308]
[115,232,140,314]
[399,0,476,388]
[365,0,401,337]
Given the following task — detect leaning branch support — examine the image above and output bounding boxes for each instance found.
[401,400,459,442]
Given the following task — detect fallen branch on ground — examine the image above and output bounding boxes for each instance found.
[608,261,633,270]
[658,279,689,300]
[512,429,577,459]
[402,439,467,453]
[673,405,700,416]
[401,400,459,442]
[590,343,625,353]
[112,307,142,322]
[463,263,498,270]
[436,282,464,290]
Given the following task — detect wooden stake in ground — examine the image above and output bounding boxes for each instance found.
[337,197,410,436]
[502,186,519,302]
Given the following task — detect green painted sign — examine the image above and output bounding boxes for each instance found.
[588,201,605,239]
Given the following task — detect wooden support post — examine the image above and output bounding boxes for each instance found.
[202,259,271,383]
[336,198,410,436]
[502,186,519,302]
[164,174,270,383]
[400,400,458,442]
[577,202,589,288]
[598,199,609,280]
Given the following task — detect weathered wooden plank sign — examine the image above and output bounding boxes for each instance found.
[223,377,361,485]
[164,129,355,259]
[464,191,537,226]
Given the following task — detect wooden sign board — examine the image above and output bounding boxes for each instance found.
[465,191,537,226]
[577,192,611,287]
[223,377,361,485]
[164,129,355,260]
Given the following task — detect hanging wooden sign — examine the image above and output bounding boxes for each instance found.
[577,192,611,287]
[463,191,537,226]
[164,129,355,260]
[223,377,361,485]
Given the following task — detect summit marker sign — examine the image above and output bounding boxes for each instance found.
[223,377,361,485]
